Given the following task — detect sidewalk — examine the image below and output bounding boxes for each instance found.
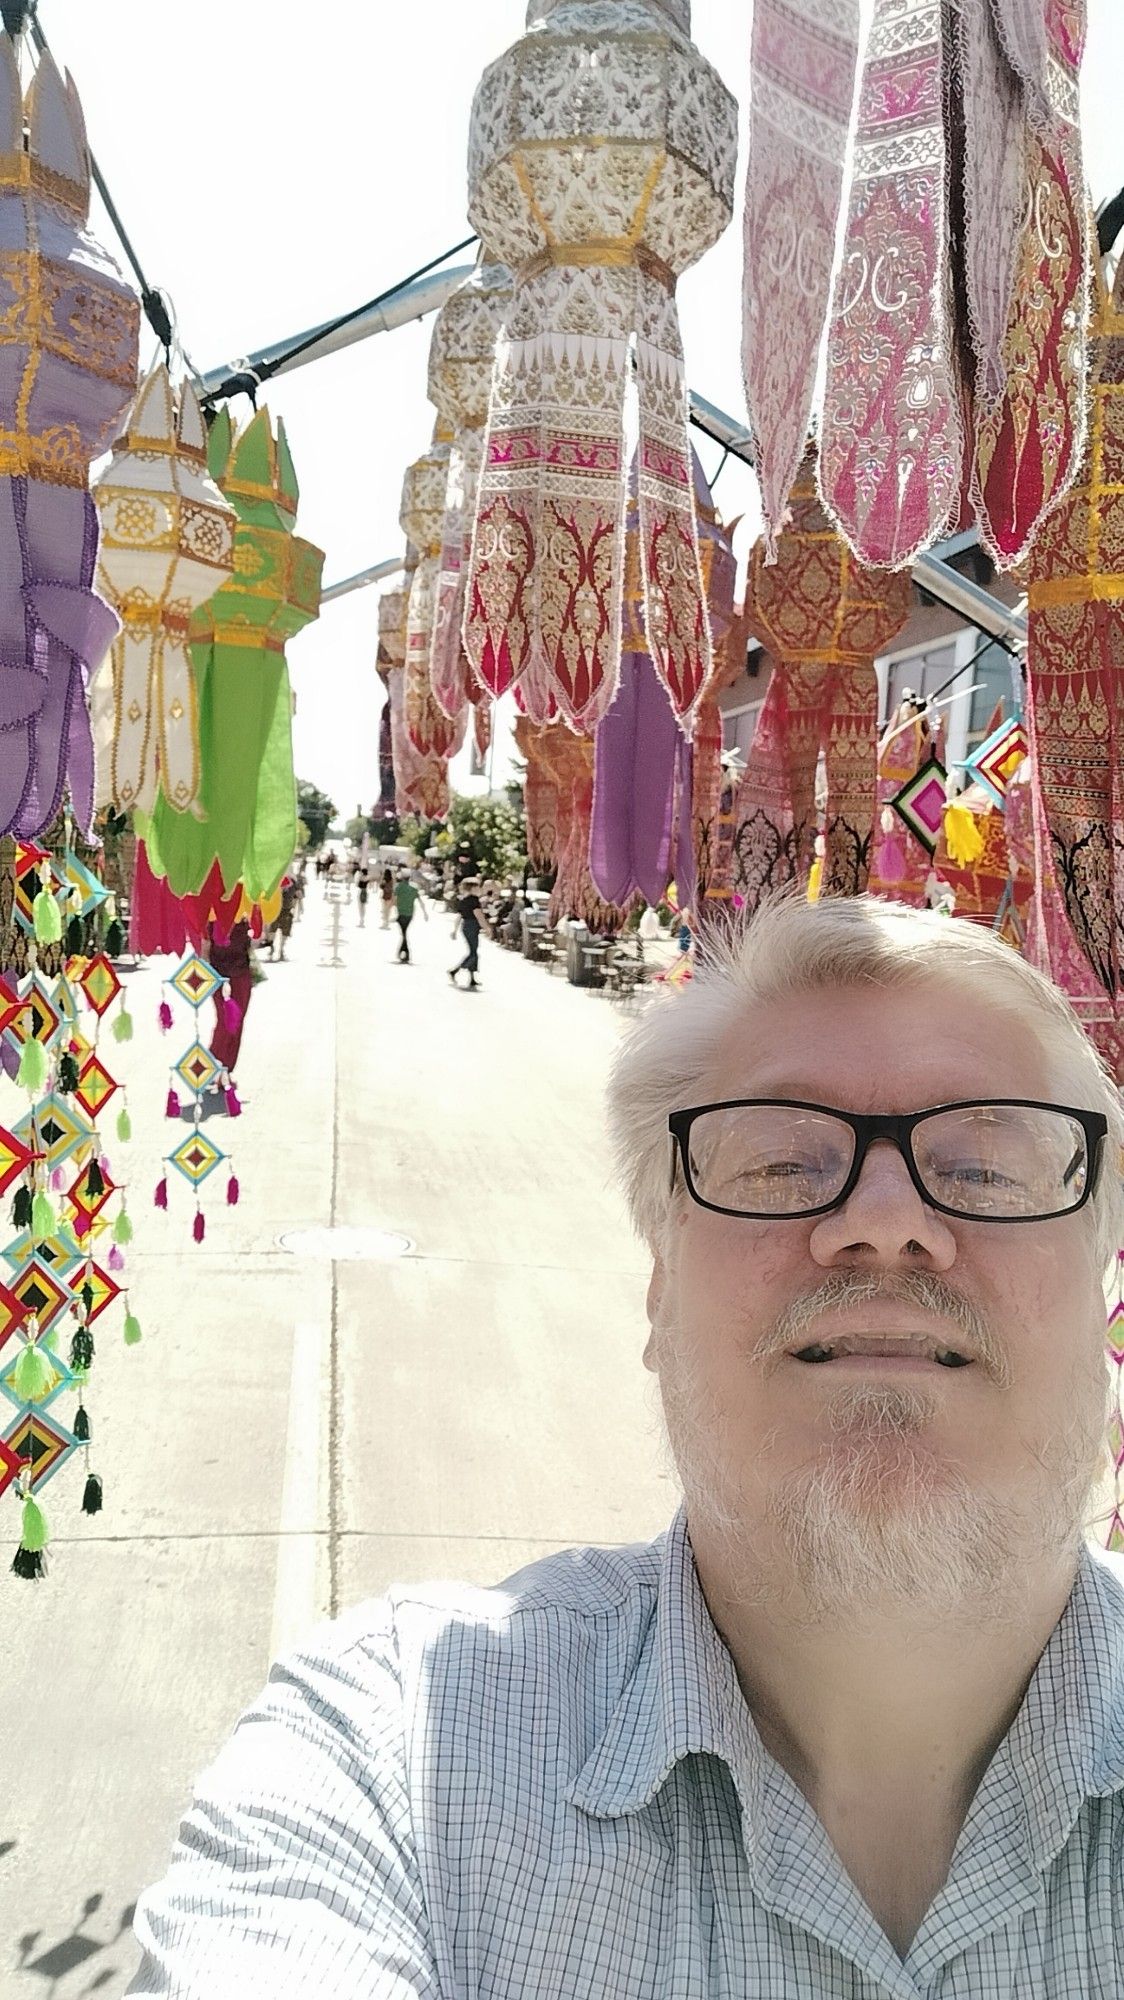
[4,881,674,1997]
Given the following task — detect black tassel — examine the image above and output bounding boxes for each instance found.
[81,1472,103,1515]
[73,1404,90,1443]
[80,1281,94,1315]
[105,920,124,958]
[86,1160,105,1198]
[58,1052,79,1094]
[11,1545,45,1579]
[65,916,84,956]
[70,1326,93,1371]
[11,1185,31,1230]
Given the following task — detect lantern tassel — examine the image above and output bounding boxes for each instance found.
[11,1492,49,1579]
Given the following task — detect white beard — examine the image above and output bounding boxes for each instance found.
[652,1328,1110,1630]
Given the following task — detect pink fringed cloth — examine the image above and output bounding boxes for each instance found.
[742,0,860,556]
[1023,249,1124,1007]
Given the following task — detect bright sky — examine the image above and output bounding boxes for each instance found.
[37,0,1124,818]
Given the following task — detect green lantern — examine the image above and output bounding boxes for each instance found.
[145,406,323,905]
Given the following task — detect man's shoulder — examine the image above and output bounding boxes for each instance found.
[280,1530,667,1717]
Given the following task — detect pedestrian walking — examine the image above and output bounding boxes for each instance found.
[207,918,253,1091]
[394,867,427,962]
[356,863,370,928]
[271,875,298,960]
[449,876,491,989]
[379,866,394,929]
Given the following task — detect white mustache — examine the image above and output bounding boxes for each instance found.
[758,1270,1009,1386]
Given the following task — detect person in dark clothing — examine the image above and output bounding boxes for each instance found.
[356,865,370,928]
[449,878,491,989]
[394,868,426,962]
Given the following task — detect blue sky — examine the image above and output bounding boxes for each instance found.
[34,0,1124,816]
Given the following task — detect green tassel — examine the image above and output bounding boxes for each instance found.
[111,1008,133,1044]
[11,1341,55,1402]
[70,1325,94,1371]
[105,919,124,957]
[113,1208,133,1246]
[123,1312,142,1346]
[73,1403,90,1442]
[81,1472,103,1515]
[16,1039,47,1093]
[58,1051,79,1093]
[11,1184,32,1230]
[65,915,84,956]
[116,1106,132,1144]
[12,1492,49,1575]
[32,888,62,943]
[31,1189,56,1241]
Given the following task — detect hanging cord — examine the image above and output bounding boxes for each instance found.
[17,4,174,357]
[200,234,480,409]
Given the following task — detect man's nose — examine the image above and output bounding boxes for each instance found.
[807,1137,958,1268]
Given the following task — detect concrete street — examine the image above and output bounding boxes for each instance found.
[3,880,675,1997]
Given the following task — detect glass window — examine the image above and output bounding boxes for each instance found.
[723,703,762,761]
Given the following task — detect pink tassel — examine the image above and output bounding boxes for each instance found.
[225,1086,242,1119]
[50,1166,65,1192]
[223,996,241,1034]
[226,1173,240,1206]
[107,1245,125,1273]
[165,1087,181,1119]
[158,999,173,1032]
[154,1177,168,1210]
[100,1154,112,1179]
[193,1209,206,1243]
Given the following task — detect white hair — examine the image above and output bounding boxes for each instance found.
[607,893,1124,1273]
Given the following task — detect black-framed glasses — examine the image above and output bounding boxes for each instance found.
[667,1099,1108,1224]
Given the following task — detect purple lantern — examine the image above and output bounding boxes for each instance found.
[591,453,736,913]
[0,39,139,837]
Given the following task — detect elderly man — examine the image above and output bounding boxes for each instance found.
[128,897,1124,1995]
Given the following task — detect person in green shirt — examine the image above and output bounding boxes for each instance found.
[393,868,427,963]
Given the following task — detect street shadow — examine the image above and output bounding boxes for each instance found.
[14,1891,137,1995]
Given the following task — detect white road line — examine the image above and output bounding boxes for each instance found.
[270,1316,331,1667]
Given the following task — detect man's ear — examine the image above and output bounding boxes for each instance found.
[643,1253,667,1373]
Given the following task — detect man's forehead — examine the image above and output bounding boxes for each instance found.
[704,980,1050,1106]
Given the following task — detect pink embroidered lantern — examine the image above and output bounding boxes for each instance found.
[463,0,738,733]
[426,258,512,722]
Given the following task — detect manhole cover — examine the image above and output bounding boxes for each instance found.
[278,1226,414,1261]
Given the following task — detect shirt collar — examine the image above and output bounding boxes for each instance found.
[565,1509,1124,1867]
[564,1505,763,1823]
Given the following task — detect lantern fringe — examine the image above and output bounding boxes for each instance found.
[82,1472,103,1515]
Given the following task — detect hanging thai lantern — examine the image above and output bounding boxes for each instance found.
[92,364,236,816]
[0,37,139,841]
[381,579,451,822]
[732,449,913,916]
[143,406,323,913]
[1023,247,1124,1009]
[463,0,738,732]
[590,452,735,911]
[427,258,512,721]
[400,429,466,761]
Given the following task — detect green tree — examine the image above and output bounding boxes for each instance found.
[296,780,336,851]
[445,793,526,881]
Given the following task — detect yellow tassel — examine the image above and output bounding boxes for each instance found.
[807,857,823,904]
[943,802,985,867]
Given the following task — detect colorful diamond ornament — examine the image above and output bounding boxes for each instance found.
[174,1041,219,1099]
[961,718,1028,811]
[889,756,949,859]
[170,956,221,1009]
[168,1132,225,1188]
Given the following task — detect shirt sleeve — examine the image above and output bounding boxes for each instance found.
[125,1603,442,1999]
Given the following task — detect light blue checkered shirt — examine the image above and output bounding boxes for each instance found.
[128,1507,1124,1997]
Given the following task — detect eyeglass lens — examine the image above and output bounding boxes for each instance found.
[685,1103,1090,1219]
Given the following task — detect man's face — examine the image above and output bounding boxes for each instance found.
[646,982,1110,1613]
